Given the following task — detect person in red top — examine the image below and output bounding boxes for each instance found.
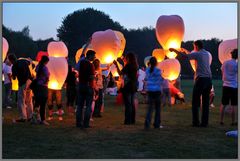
[76,50,96,128]
[169,82,185,104]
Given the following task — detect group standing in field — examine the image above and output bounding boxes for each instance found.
[2,40,238,129]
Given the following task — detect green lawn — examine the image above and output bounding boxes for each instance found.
[2,80,238,159]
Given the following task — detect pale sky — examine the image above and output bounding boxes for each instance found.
[3,2,238,41]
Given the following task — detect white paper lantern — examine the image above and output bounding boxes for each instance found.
[2,37,9,62]
[156,15,185,59]
[47,41,68,57]
[218,38,237,64]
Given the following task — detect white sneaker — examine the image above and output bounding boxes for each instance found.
[159,125,164,129]
[6,106,12,109]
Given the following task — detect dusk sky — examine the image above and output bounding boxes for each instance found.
[3,2,238,41]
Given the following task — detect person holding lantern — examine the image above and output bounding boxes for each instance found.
[34,56,50,125]
[113,52,138,125]
[76,50,96,128]
[144,56,163,129]
[220,49,238,126]
[170,40,212,127]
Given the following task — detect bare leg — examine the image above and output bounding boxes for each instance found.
[220,104,226,124]
[231,105,237,124]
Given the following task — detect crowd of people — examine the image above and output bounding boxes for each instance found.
[2,40,238,129]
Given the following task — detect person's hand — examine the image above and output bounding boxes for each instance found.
[113,60,118,66]
[169,48,178,53]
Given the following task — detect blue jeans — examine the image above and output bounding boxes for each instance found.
[122,91,136,124]
[4,83,12,107]
[76,84,93,128]
[145,91,161,128]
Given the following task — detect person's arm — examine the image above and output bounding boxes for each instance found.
[101,64,111,71]
[169,48,198,60]
[113,60,122,75]
[11,64,17,80]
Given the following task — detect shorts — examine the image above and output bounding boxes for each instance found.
[221,86,238,106]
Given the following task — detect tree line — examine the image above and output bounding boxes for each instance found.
[2,8,223,79]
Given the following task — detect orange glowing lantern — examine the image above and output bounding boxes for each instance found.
[47,57,68,90]
[47,41,68,57]
[91,29,120,64]
[218,38,237,64]
[152,49,165,63]
[157,58,181,81]
[75,44,93,63]
[47,41,68,90]
[114,31,126,57]
[3,37,9,62]
[144,56,152,67]
[12,78,19,91]
[189,51,212,72]
[156,15,185,59]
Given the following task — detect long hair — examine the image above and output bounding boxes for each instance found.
[37,56,49,77]
[125,52,138,70]
[149,57,157,73]
[93,59,100,70]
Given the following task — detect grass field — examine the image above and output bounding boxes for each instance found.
[2,80,238,159]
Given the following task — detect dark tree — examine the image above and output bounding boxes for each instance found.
[57,8,125,61]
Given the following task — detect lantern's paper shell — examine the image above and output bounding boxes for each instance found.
[36,51,48,62]
[218,39,237,64]
[91,29,120,64]
[3,37,9,62]
[189,51,212,72]
[152,49,165,63]
[144,56,152,67]
[114,31,126,57]
[157,58,181,81]
[12,78,19,91]
[47,41,68,57]
[47,57,68,90]
[156,15,185,58]
[75,45,93,63]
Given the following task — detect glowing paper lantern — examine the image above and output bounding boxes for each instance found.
[218,38,237,64]
[47,41,68,57]
[189,51,212,72]
[109,62,123,77]
[114,31,126,57]
[91,29,120,64]
[36,51,48,62]
[47,41,68,90]
[144,56,152,67]
[75,44,93,63]
[156,15,185,59]
[2,37,9,62]
[152,49,165,63]
[47,57,68,90]
[12,78,19,91]
[157,58,181,81]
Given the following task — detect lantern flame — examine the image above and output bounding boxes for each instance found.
[49,81,59,90]
[104,54,114,64]
[166,40,180,59]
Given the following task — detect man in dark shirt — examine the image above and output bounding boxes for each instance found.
[11,57,33,122]
[76,50,96,128]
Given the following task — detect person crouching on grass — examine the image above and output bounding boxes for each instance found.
[144,56,163,129]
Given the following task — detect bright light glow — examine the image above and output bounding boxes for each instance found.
[104,54,114,64]
[168,73,178,81]
[112,71,119,77]
[48,81,59,89]
[166,40,180,58]
[12,78,19,91]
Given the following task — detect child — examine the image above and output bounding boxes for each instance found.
[90,90,99,121]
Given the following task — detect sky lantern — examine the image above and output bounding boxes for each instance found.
[156,15,185,59]
[114,31,126,57]
[152,49,165,63]
[218,38,237,64]
[75,44,93,63]
[144,56,152,67]
[157,58,181,81]
[3,37,9,62]
[109,62,123,77]
[91,29,120,64]
[36,51,48,62]
[47,41,68,90]
[189,51,212,72]
[47,41,68,57]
